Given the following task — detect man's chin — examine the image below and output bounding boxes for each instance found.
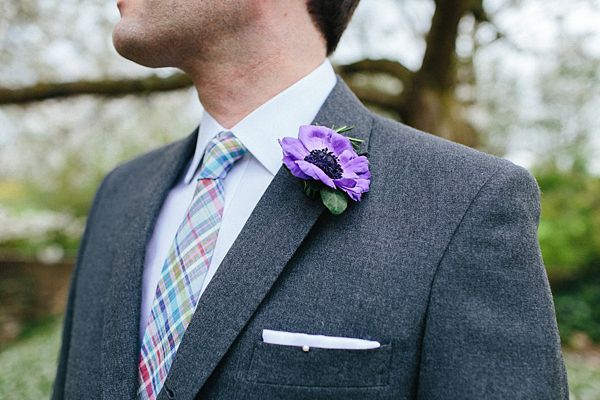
[112,25,171,68]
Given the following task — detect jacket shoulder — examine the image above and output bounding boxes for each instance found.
[368,114,532,184]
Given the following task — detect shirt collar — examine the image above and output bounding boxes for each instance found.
[184,59,337,183]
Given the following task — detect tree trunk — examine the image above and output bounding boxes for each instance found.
[402,0,478,147]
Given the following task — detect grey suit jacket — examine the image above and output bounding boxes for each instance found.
[52,79,568,399]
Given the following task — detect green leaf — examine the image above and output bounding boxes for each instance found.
[303,181,311,196]
[303,180,325,197]
[320,188,348,215]
[333,125,355,134]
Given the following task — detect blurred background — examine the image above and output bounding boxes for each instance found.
[1,0,599,398]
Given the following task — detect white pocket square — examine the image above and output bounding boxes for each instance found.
[262,329,380,350]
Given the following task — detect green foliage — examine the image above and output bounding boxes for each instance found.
[0,233,80,260]
[320,187,348,215]
[554,283,600,344]
[535,167,600,344]
[536,167,600,281]
[303,180,350,215]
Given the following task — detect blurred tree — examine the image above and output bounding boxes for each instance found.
[0,0,492,147]
[339,0,487,147]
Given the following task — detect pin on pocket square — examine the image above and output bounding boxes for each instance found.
[262,329,381,350]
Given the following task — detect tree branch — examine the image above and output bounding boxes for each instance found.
[335,59,413,83]
[343,82,406,115]
[0,73,193,105]
[0,61,412,113]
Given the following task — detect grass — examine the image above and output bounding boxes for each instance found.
[566,351,600,400]
[0,316,599,399]
[0,317,62,400]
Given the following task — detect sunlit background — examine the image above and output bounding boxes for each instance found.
[1,0,599,398]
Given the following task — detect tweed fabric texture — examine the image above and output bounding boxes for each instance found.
[137,132,246,400]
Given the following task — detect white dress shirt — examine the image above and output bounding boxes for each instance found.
[139,59,337,341]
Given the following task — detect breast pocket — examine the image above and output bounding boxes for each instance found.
[246,341,392,388]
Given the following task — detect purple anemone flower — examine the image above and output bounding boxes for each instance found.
[279,125,370,201]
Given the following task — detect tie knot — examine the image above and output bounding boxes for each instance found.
[198,131,247,179]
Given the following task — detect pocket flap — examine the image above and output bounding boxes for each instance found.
[247,341,392,388]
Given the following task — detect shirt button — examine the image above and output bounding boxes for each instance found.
[302,345,310,352]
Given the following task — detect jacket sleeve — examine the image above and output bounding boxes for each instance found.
[416,163,569,399]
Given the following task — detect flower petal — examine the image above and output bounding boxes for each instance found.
[283,157,311,179]
[298,125,332,151]
[334,177,370,202]
[329,132,354,156]
[333,178,356,189]
[296,160,336,188]
[340,170,359,180]
[340,153,369,176]
[279,137,309,161]
[354,178,370,192]
[357,170,371,180]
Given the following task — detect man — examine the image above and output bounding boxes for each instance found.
[53,0,568,398]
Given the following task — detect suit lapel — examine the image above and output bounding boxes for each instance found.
[99,130,198,399]
[164,79,374,399]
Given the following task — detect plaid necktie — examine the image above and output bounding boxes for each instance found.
[137,131,247,400]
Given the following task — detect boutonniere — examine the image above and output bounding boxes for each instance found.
[278,125,370,215]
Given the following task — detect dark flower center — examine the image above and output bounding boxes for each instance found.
[304,148,344,179]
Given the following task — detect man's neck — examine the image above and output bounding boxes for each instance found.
[188,55,326,129]
[179,4,327,129]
